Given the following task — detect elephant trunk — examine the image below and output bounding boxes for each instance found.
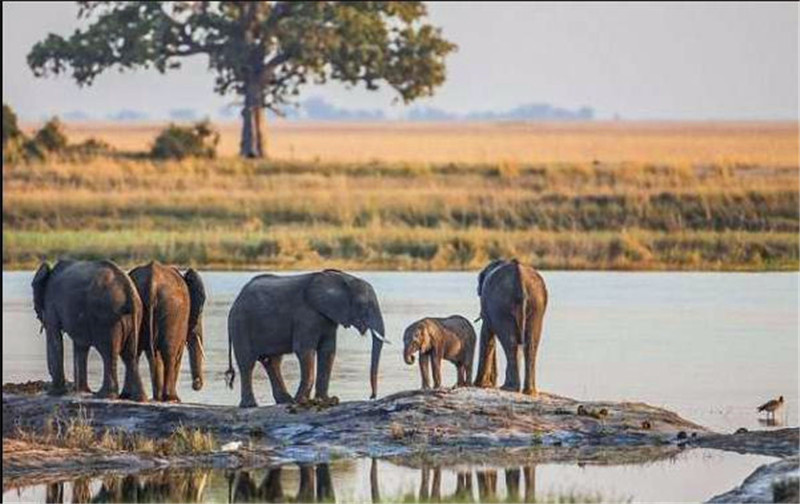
[188,325,205,391]
[369,330,383,400]
[403,345,416,365]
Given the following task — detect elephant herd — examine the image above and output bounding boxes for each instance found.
[31,258,547,408]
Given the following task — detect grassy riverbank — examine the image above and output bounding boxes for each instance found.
[4,122,798,271]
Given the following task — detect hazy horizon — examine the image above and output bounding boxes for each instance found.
[3,2,798,122]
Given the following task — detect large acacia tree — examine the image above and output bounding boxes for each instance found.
[29,2,456,158]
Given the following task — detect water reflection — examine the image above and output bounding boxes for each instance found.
[229,465,335,503]
[6,448,778,504]
[44,470,209,503]
[36,462,544,504]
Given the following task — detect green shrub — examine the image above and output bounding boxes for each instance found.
[151,120,219,160]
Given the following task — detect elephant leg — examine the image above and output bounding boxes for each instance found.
[501,342,521,392]
[419,466,430,501]
[473,323,497,388]
[73,345,91,393]
[523,466,536,502]
[314,349,336,401]
[45,327,67,395]
[238,357,258,408]
[431,467,441,501]
[522,314,544,396]
[96,341,120,399]
[145,350,165,401]
[316,464,334,501]
[297,465,315,503]
[162,345,184,403]
[431,355,442,389]
[120,350,147,402]
[456,364,466,387]
[262,355,293,404]
[506,468,521,502]
[419,353,431,390]
[294,349,316,403]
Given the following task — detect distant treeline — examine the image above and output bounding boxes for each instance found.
[48,98,595,123]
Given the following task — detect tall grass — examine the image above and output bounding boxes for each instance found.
[3,154,798,271]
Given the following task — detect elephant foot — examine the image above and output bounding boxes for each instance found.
[239,398,258,408]
[314,395,340,407]
[75,386,92,395]
[473,377,496,388]
[163,395,181,403]
[120,390,148,402]
[522,387,538,397]
[95,389,119,400]
[274,392,294,405]
[500,383,521,393]
[47,384,68,396]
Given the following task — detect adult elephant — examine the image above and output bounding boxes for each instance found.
[31,259,146,400]
[226,269,387,408]
[473,259,548,396]
[129,261,206,402]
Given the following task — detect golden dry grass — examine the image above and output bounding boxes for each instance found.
[5,120,799,270]
[21,120,800,166]
[3,151,798,270]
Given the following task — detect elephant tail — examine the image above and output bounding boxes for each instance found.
[105,260,142,357]
[224,327,235,390]
[513,260,529,345]
[145,265,157,358]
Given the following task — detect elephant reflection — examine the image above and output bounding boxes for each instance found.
[230,464,335,503]
[53,469,211,503]
[45,478,89,504]
[411,464,536,503]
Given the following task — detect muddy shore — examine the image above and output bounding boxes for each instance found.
[3,384,798,501]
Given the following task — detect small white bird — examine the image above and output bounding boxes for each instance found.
[220,441,243,452]
[757,396,784,420]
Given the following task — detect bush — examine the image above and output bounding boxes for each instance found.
[151,120,219,160]
[3,103,22,147]
[33,118,69,153]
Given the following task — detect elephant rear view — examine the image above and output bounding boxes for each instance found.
[129,261,206,402]
[31,259,146,400]
[226,269,387,408]
[473,259,548,396]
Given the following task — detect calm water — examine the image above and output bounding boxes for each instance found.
[3,271,797,501]
[4,271,797,431]
[1,449,780,503]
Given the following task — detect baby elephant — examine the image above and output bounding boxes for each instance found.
[403,315,476,389]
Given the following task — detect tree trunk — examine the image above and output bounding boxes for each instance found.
[240,80,266,158]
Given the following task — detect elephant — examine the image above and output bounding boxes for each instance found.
[129,261,206,402]
[31,259,146,400]
[403,315,476,389]
[226,269,387,408]
[473,259,548,396]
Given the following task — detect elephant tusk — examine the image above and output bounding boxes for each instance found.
[370,330,391,345]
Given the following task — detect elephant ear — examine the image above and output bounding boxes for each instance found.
[32,262,52,323]
[305,270,353,327]
[477,259,505,296]
[183,268,206,330]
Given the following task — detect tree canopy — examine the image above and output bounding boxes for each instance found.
[28,1,457,157]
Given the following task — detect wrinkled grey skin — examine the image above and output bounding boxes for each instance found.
[31,259,146,400]
[473,259,548,396]
[226,269,386,408]
[129,261,206,402]
[403,315,476,389]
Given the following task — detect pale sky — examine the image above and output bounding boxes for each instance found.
[2,1,798,120]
